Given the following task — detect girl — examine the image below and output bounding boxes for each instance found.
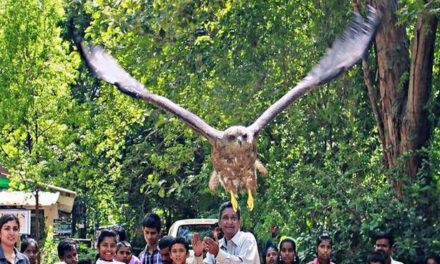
[263,240,278,264]
[95,229,124,264]
[278,237,299,264]
[0,214,30,264]
[115,241,140,264]
[306,234,334,264]
[20,238,39,264]
[169,237,189,264]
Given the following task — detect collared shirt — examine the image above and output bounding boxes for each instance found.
[194,230,260,264]
[139,246,162,264]
[0,246,29,264]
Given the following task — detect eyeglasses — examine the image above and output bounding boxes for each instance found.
[221,216,239,222]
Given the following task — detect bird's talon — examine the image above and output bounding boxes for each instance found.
[230,191,239,211]
[247,189,254,211]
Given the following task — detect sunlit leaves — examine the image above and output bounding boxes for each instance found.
[1,0,439,261]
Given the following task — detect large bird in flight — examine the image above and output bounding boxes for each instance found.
[78,6,379,210]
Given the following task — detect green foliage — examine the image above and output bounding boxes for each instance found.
[39,226,59,264]
[0,1,439,263]
[77,242,96,261]
[0,0,79,185]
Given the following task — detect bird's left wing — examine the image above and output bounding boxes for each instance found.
[79,42,223,140]
[248,6,380,134]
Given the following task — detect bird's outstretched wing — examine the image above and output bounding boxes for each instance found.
[79,42,223,140]
[248,6,380,134]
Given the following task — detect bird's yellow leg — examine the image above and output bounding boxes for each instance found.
[247,189,254,211]
[230,191,239,211]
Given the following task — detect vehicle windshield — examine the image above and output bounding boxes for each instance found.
[177,224,217,249]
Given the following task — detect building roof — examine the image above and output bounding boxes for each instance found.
[0,191,59,206]
[0,164,76,212]
[0,191,74,213]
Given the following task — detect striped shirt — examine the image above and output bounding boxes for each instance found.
[139,246,162,264]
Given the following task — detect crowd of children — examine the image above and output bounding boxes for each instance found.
[1,206,439,264]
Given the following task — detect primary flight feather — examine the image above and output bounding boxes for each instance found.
[78,6,380,210]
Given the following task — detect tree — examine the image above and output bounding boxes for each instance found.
[0,0,79,189]
[360,0,438,195]
[1,1,439,262]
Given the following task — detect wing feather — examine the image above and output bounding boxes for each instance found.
[249,6,380,134]
[79,43,223,140]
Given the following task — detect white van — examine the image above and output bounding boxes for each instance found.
[168,218,218,263]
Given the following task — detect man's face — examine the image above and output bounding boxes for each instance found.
[219,208,239,240]
[62,248,78,264]
[143,227,161,247]
[160,247,172,264]
[374,238,392,258]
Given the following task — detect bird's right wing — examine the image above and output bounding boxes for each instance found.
[78,42,223,140]
[248,6,380,135]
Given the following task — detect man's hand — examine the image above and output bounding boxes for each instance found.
[192,232,204,257]
[203,236,219,257]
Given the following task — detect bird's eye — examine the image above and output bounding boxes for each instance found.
[242,134,248,139]
[228,135,236,141]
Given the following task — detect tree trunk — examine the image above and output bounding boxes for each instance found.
[365,0,438,196]
[401,13,438,180]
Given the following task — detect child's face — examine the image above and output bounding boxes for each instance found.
[170,243,188,264]
[317,240,332,262]
[61,248,78,264]
[99,237,117,261]
[280,241,295,264]
[265,247,278,264]
[116,245,132,264]
[23,243,38,264]
[142,227,160,247]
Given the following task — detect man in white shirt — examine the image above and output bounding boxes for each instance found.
[373,231,404,264]
[192,201,260,264]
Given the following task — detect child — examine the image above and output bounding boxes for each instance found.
[139,213,162,263]
[96,229,124,264]
[159,236,174,264]
[21,238,39,264]
[57,238,79,264]
[306,234,335,264]
[169,237,189,264]
[278,236,299,264]
[263,240,278,264]
[366,252,385,264]
[115,241,141,264]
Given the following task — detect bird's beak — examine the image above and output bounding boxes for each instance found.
[238,137,243,146]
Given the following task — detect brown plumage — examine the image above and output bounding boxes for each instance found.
[77,6,380,210]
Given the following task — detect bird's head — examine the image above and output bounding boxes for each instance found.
[222,126,254,147]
